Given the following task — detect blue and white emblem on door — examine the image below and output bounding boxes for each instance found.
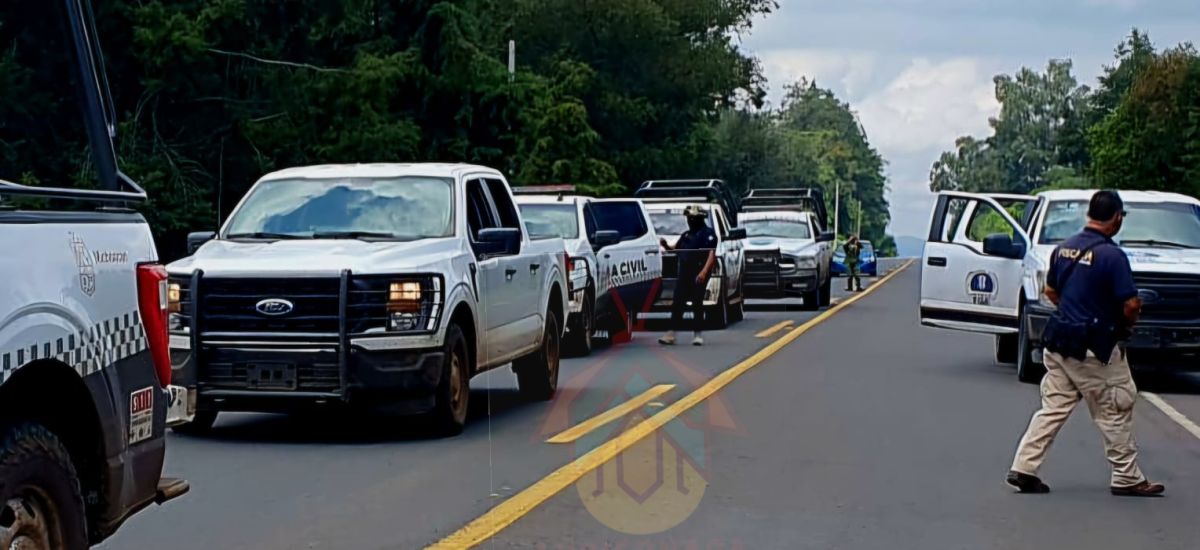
[966,271,997,305]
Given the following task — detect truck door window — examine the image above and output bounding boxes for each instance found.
[715,209,729,238]
[966,202,1016,243]
[582,203,599,239]
[938,198,969,242]
[466,179,498,241]
[484,179,522,230]
[593,202,648,242]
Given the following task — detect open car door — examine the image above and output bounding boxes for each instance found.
[920,191,1031,334]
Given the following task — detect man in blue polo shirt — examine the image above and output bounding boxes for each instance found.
[1007,190,1164,497]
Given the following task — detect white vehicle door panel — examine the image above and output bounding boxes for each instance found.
[920,192,1029,335]
[590,200,662,317]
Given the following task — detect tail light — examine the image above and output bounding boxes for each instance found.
[563,251,571,275]
[136,264,172,387]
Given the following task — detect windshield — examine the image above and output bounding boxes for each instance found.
[519,204,579,239]
[1039,200,1200,248]
[743,219,811,239]
[223,177,454,240]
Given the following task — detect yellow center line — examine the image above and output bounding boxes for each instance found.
[427,260,914,549]
[754,320,795,338]
[546,384,676,444]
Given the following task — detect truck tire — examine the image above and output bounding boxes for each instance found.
[171,409,218,436]
[429,323,471,435]
[0,423,88,550]
[802,286,820,311]
[728,282,745,323]
[516,309,561,401]
[818,272,832,307]
[995,334,1018,364]
[564,291,594,357]
[707,284,729,330]
[1016,308,1045,384]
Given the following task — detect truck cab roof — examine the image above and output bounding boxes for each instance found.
[1037,189,1200,206]
[259,163,502,182]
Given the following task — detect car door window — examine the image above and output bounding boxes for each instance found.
[592,202,648,242]
[965,202,1015,243]
[714,210,729,238]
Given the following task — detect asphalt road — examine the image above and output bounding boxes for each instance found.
[102,260,1200,549]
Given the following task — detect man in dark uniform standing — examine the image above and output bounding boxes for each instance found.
[1007,190,1164,497]
[659,205,718,346]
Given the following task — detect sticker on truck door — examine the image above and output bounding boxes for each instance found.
[966,271,997,306]
[129,387,154,444]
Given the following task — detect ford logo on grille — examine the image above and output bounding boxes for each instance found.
[1137,289,1160,304]
[255,298,294,316]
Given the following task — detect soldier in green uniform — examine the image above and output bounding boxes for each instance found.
[843,235,863,292]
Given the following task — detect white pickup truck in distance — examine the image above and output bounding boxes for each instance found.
[515,187,663,356]
[739,188,836,309]
[169,164,568,435]
[920,189,1200,384]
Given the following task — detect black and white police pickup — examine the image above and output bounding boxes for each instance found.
[920,189,1200,383]
[515,187,663,355]
[169,164,568,435]
[738,189,836,309]
[636,180,747,328]
[0,1,189,544]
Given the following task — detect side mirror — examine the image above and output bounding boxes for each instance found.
[476,228,522,257]
[187,231,216,255]
[592,230,621,250]
[817,231,835,243]
[727,228,747,241]
[983,233,1025,260]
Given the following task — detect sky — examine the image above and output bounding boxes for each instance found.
[739,0,1200,239]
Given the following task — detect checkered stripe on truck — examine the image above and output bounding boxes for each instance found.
[0,312,147,382]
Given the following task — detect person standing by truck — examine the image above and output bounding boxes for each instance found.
[1006,190,1164,497]
[659,205,717,346]
[843,235,863,292]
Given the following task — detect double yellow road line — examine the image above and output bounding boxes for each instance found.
[428,260,914,549]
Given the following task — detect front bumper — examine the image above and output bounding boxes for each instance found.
[1026,304,1200,369]
[746,269,817,298]
[173,335,447,414]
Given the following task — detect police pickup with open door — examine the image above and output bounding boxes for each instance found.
[514,186,663,356]
[738,189,836,309]
[920,190,1200,384]
[636,180,747,329]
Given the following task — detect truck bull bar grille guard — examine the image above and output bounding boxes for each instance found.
[177,270,445,399]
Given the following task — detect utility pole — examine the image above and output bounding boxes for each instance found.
[508,40,516,83]
[833,181,840,244]
[856,198,863,237]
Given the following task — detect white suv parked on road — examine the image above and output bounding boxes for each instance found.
[169,164,568,435]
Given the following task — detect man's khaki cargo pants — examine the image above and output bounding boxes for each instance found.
[1011,347,1146,488]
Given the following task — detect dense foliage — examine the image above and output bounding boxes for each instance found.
[2,0,895,259]
[930,30,1200,200]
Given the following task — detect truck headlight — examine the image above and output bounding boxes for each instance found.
[388,281,424,331]
[1035,269,1055,308]
[795,257,818,270]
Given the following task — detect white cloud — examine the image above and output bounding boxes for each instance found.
[757,52,1002,237]
[757,49,880,102]
[856,58,998,156]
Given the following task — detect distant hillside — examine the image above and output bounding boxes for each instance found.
[894,236,925,258]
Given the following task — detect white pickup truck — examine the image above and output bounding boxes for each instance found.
[636,180,747,328]
[515,187,663,356]
[920,189,1200,383]
[738,188,836,309]
[169,164,568,435]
